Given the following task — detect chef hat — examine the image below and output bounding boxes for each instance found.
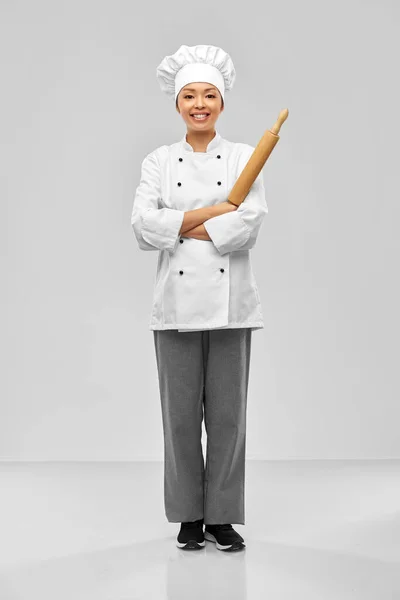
[156,44,236,103]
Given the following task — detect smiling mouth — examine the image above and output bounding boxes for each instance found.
[190,113,210,120]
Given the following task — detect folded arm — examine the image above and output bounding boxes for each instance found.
[131,146,267,254]
[203,171,268,255]
[182,201,238,241]
[181,223,212,241]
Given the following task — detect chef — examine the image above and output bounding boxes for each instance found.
[130,44,268,551]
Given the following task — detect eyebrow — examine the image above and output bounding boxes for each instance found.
[182,87,217,92]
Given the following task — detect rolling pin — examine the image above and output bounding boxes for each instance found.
[227,108,289,206]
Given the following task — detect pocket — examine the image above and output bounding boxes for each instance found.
[249,263,261,305]
[253,282,261,305]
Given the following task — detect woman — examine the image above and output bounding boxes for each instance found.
[131,44,268,552]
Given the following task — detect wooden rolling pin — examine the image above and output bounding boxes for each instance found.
[227,108,289,206]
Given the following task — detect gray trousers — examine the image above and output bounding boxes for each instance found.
[153,327,252,525]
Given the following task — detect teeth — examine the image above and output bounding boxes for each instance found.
[192,114,209,119]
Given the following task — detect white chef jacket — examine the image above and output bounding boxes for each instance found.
[131,130,268,332]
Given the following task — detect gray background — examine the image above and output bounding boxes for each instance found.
[1,0,399,460]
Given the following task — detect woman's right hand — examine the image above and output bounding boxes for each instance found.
[211,200,238,217]
[225,200,238,212]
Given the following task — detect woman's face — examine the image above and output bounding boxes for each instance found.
[176,82,224,133]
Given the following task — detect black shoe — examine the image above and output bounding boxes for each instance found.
[176,518,205,550]
[204,524,246,551]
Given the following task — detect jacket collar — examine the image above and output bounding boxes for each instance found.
[181,130,222,154]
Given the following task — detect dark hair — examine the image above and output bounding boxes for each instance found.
[176,90,224,110]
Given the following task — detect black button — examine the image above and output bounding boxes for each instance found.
[179,157,183,162]
[179,270,183,275]
[217,155,221,159]
[217,181,221,185]
[179,239,183,243]
[220,268,224,273]
[177,182,182,186]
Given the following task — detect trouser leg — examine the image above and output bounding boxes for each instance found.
[153,329,205,523]
[203,328,252,525]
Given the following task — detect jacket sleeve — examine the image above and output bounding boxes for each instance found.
[203,146,268,256]
[131,150,185,253]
